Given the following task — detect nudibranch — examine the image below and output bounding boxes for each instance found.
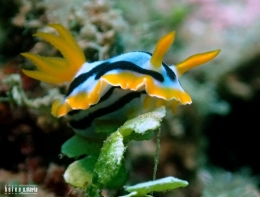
[22,24,220,138]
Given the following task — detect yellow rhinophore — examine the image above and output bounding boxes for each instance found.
[150,31,175,68]
[176,50,221,77]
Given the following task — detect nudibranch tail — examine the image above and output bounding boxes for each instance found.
[51,80,108,118]
[52,99,72,117]
[176,49,221,77]
[21,24,85,84]
[150,31,175,68]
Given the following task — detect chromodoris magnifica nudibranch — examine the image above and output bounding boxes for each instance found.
[22,24,220,138]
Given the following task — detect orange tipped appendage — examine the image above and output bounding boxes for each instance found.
[176,49,220,77]
[21,24,86,84]
[150,31,175,68]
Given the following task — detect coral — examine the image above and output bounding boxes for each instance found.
[12,0,128,62]
[67,0,127,60]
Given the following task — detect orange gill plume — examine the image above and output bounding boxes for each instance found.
[21,24,85,84]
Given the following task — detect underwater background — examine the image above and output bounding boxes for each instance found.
[0,0,260,196]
